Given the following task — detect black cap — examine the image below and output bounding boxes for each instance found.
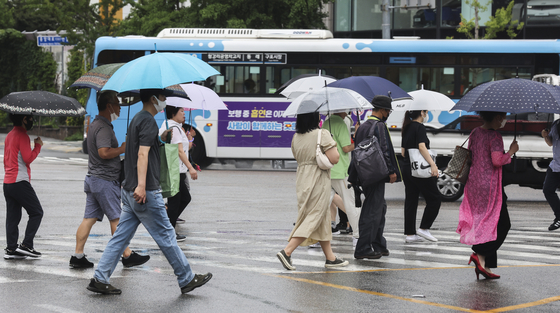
[371,95,392,110]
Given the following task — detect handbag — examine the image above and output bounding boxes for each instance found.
[350,120,390,187]
[160,125,181,198]
[408,148,437,178]
[316,129,334,170]
[444,137,471,184]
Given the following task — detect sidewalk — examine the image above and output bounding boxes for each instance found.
[0,133,84,154]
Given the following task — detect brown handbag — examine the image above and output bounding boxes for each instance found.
[444,137,471,184]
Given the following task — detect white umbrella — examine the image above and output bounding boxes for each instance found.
[282,88,372,117]
[278,72,337,99]
[392,87,456,111]
[167,83,228,111]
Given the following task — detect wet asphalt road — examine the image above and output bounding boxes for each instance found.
[1,135,560,312]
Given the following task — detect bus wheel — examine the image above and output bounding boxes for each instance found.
[271,160,285,169]
[190,129,213,169]
[437,168,465,202]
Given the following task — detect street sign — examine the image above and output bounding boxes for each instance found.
[37,36,69,46]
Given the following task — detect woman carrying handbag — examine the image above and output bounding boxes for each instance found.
[456,111,518,280]
[401,110,441,243]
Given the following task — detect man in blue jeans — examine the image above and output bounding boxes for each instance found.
[87,89,212,295]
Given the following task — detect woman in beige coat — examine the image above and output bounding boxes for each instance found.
[277,112,349,270]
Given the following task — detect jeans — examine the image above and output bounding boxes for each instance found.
[94,188,195,288]
[543,167,560,219]
[4,181,43,250]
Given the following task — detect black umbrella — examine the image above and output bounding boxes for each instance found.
[0,91,86,117]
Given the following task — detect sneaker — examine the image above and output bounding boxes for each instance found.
[16,244,41,257]
[331,227,340,235]
[405,235,425,243]
[308,242,321,248]
[549,219,560,231]
[4,248,27,259]
[87,278,122,295]
[335,222,346,231]
[416,229,438,242]
[325,257,349,268]
[176,234,187,242]
[70,255,94,268]
[176,218,186,224]
[181,273,212,294]
[276,249,296,270]
[121,251,150,268]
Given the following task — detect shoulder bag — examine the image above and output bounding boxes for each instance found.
[160,126,181,198]
[444,136,471,184]
[316,129,334,170]
[408,148,437,178]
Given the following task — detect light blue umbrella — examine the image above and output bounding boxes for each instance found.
[101,52,220,93]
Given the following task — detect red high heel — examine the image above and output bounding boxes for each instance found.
[470,253,500,279]
[468,253,480,268]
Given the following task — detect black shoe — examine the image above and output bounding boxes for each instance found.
[70,255,94,268]
[16,244,41,257]
[4,248,27,259]
[354,251,382,259]
[176,234,187,242]
[336,222,346,231]
[276,249,296,270]
[378,249,390,257]
[181,273,212,294]
[121,251,150,267]
[331,227,340,235]
[87,278,122,295]
[549,219,560,231]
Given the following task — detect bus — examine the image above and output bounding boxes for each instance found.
[86,28,560,168]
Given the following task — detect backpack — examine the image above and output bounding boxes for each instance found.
[348,120,390,187]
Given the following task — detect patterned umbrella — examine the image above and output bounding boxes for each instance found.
[69,63,125,90]
[0,91,86,117]
[452,78,560,114]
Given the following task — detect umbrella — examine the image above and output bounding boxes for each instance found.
[276,73,337,99]
[0,91,85,117]
[101,52,220,93]
[393,87,456,111]
[69,63,125,90]
[282,88,372,117]
[452,78,560,114]
[327,76,412,102]
[167,83,228,111]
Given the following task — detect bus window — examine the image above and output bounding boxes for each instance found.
[265,66,316,93]
[386,67,455,95]
[461,67,532,94]
[96,50,145,65]
[324,66,380,79]
[209,65,261,94]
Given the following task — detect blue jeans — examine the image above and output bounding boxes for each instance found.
[94,189,195,288]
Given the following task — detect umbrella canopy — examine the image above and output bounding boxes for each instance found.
[101,52,220,93]
[393,88,456,111]
[327,76,412,102]
[276,73,337,99]
[69,63,126,90]
[167,84,227,111]
[282,88,372,117]
[0,91,85,117]
[452,78,560,114]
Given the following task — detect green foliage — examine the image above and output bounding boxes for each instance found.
[64,131,83,141]
[9,0,61,31]
[65,48,89,126]
[456,0,524,39]
[0,0,15,28]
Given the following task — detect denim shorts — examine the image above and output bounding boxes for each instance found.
[84,175,122,221]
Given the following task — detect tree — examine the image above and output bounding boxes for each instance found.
[0,0,15,28]
[65,48,89,126]
[456,0,523,39]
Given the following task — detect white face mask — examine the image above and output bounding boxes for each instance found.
[108,105,118,122]
[500,117,507,129]
[153,95,167,112]
[422,112,428,123]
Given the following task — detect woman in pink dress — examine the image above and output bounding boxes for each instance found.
[456,111,518,280]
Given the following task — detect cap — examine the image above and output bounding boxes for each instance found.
[371,95,392,110]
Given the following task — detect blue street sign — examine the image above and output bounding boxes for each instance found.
[37,36,69,46]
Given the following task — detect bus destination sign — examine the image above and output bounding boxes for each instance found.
[204,53,287,64]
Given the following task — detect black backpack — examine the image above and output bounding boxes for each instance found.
[348,120,390,187]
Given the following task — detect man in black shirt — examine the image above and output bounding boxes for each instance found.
[87,89,212,295]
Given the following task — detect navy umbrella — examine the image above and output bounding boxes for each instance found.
[326,76,411,102]
[452,78,560,114]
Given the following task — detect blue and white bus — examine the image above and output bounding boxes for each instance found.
[86,28,560,168]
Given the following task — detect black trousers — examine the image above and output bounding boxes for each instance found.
[543,167,560,220]
[402,167,442,235]
[4,181,44,250]
[354,181,387,257]
[167,173,191,228]
[472,189,510,268]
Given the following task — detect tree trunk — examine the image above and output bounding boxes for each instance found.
[474,5,479,39]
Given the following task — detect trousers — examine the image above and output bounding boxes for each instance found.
[354,181,387,257]
[402,168,441,235]
[4,181,43,250]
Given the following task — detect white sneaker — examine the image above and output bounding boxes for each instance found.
[416,229,438,242]
[352,237,358,248]
[308,242,321,248]
[405,235,424,243]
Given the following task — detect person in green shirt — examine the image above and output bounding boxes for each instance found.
[323,112,361,249]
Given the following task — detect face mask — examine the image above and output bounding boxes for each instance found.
[381,110,390,122]
[422,112,428,123]
[24,118,33,131]
[500,117,507,129]
[108,105,118,122]
[153,95,167,112]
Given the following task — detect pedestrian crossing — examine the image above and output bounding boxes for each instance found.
[2,227,560,282]
[0,155,88,165]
